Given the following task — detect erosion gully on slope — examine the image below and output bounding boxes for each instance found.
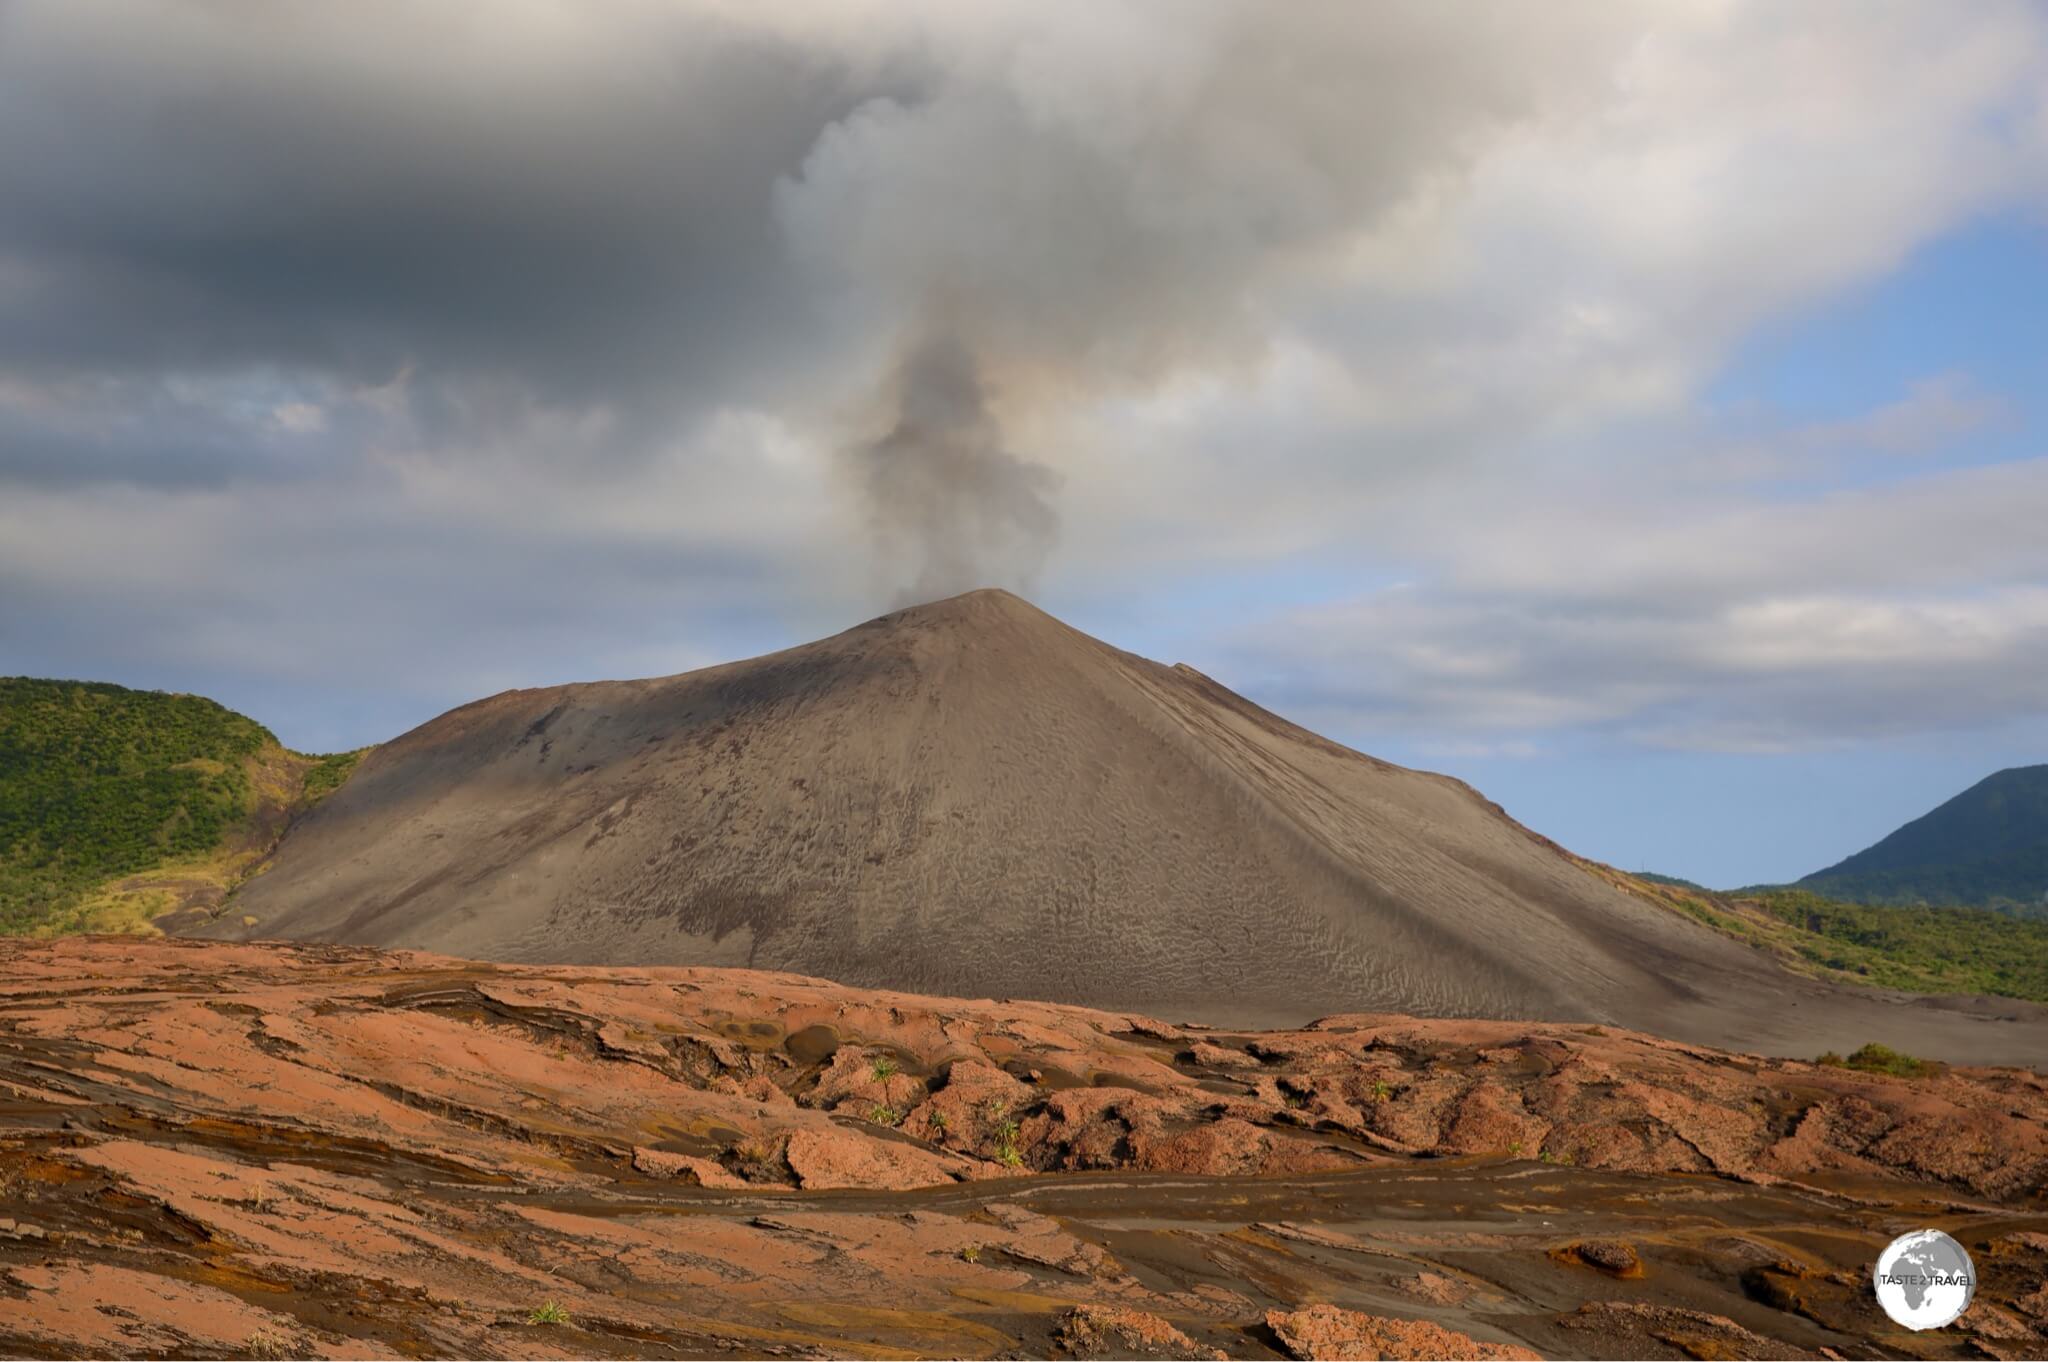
[1,937,2044,1359]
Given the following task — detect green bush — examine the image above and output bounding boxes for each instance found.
[1817,1043,1936,1078]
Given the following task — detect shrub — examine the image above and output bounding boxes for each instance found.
[1841,1042,1936,1078]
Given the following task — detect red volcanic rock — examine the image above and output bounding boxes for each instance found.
[2,1264,321,1358]
[985,1203,1121,1278]
[1439,1076,1546,1155]
[1264,1305,1539,1361]
[1130,1115,1326,1177]
[630,1147,748,1187]
[1559,1301,1820,1360]
[906,1056,1036,1160]
[1057,1304,1223,1359]
[1393,1272,1471,1307]
[1556,1238,1644,1278]
[1189,1040,1261,1069]
[0,940,2043,1200]
[782,1127,972,1190]
[4,940,2047,1358]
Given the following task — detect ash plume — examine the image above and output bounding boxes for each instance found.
[856,326,1059,604]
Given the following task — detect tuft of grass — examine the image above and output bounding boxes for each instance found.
[961,1244,982,1263]
[870,1055,898,1082]
[867,1103,899,1126]
[993,1118,1024,1168]
[1369,1079,1392,1102]
[527,1301,569,1326]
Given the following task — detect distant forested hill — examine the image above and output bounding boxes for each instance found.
[1585,864,2048,1005]
[1799,765,2048,917]
[0,678,366,935]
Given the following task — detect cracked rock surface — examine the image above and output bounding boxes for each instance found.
[1,937,2044,1358]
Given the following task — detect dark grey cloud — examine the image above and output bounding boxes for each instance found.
[0,2,1617,501]
[0,3,911,441]
[1,0,2045,768]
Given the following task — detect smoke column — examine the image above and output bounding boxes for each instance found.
[856,325,1059,604]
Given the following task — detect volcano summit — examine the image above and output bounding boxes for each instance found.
[197,590,2046,1062]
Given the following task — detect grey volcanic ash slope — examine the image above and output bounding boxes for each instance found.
[199,590,2046,1059]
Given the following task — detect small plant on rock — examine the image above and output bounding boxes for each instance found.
[868,1103,899,1126]
[528,1301,569,1326]
[871,1055,898,1082]
[993,1118,1024,1168]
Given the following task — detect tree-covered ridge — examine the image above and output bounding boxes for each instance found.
[0,678,369,935]
[0,679,280,931]
[1799,764,2048,916]
[1601,862,2048,1004]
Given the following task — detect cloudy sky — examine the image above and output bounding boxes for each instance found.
[4,1,2046,887]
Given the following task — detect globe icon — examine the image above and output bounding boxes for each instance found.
[1873,1229,1975,1330]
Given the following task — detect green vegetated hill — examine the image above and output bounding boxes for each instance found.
[1799,764,2048,918]
[1633,870,1710,893]
[1601,864,2048,1004]
[0,678,369,936]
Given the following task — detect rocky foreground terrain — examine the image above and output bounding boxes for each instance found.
[2,938,2046,1359]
